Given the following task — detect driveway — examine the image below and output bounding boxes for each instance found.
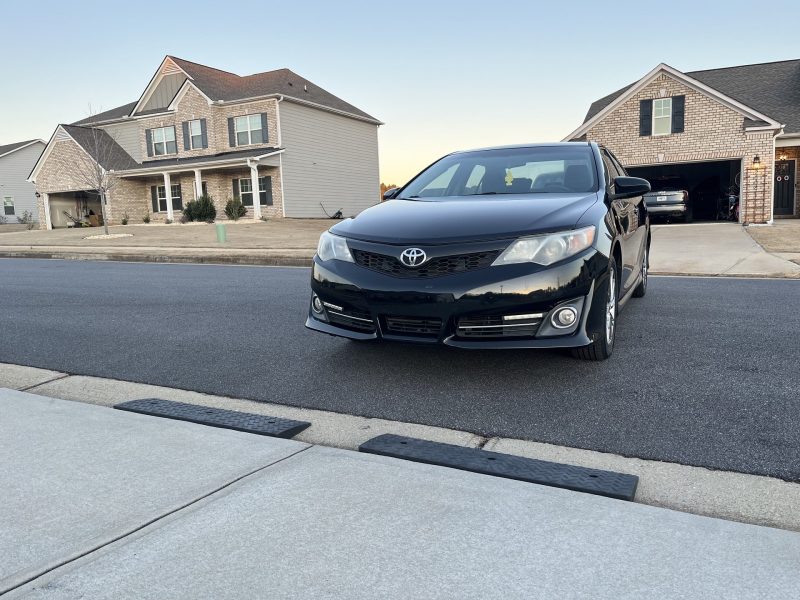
[649,222,800,277]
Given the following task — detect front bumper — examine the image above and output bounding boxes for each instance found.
[305,248,609,349]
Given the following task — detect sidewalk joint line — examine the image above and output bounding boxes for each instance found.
[3,444,312,595]
[18,373,70,392]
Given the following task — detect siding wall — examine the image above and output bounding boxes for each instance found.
[279,101,379,218]
[101,120,142,162]
[0,142,45,223]
[141,73,186,112]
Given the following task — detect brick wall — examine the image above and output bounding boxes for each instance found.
[584,73,777,223]
[136,87,280,160]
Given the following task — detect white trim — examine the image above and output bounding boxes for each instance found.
[279,152,286,217]
[167,79,213,110]
[0,139,45,160]
[563,63,783,141]
[776,135,800,147]
[132,56,191,116]
[214,94,383,125]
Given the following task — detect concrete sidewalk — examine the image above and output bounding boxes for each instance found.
[3,388,800,599]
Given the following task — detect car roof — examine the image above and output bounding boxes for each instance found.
[451,142,594,154]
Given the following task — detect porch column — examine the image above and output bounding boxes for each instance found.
[42,193,52,230]
[249,161,262,220]
[162,172,173,221]
[194,169,203,200]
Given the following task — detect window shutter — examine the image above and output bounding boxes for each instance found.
[639,100,652,137]
[182,122,190,150]
[232,178,240,201]
[263,176,273,206]
[228,118,235,147]
[145,129,153,157]
[671,95,685,133]
[150,186,158,212]
[200,119,208,148]
[260,113,269,144]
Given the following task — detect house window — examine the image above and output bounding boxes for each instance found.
[235,115,264,146]
[189,120,203,149]
[3,197,13,216]
[153,184,182,212]
[152,126,177,155]
[238,177,272,206]
[652,98,672,136]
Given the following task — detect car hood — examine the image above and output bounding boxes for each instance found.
[330,193,600,245]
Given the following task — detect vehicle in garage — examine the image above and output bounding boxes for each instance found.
[306,142,651,361]
[643,178,690,222]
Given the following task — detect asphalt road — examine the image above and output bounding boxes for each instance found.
[2,258,799,481]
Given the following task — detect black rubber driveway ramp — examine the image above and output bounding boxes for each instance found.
[115,398,310,439]
[360,434,638,501]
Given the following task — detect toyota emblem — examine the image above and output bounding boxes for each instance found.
[400,247,427,267]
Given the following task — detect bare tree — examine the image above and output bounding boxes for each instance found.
[70,112,125,235]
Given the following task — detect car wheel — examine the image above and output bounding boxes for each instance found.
[632,246,648,298]
[571,258,617,361]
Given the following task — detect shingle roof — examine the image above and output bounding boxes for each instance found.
[61,125,139,171]
[0,139,43,158]
[72,102,138,126]
[129,147,281,171]
[583,59,800,133]
[72,57,380,126]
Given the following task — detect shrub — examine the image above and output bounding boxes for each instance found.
[225,197,247,220]
[121,212,129,225]
[142,214,150,224]
[179,214,188,224]
[165,218,173,225]
[260,216,268,222]
[0,215,7,224]
[183,194,217,222]
[18,210,36,230]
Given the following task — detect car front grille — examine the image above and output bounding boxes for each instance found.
[383,316,442,337]
[352,248,501,278]
[456,314,543,339]
[327,308,375,332]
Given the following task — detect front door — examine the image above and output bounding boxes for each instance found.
[774,160,796,216]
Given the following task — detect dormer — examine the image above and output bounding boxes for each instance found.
[132,57,189,116]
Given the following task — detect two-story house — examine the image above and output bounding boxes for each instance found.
[0,140,45,224]
[29,56,382,229]
[565,59,800,224]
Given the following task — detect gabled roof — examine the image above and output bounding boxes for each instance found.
[582,59,800,134]
[60,125,139,171]
[0,139,45,159]
[73,56,381,126]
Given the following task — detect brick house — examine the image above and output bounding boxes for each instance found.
[29,56,382,229]
[565,60,800,224]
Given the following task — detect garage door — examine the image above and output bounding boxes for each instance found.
[628,159,741,222]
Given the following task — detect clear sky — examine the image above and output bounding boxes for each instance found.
[1,0,797,184]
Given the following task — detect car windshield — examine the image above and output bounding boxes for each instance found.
[398,146,598,200]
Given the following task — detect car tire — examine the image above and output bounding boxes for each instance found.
[571,257,617,361]
[632,246,648,298]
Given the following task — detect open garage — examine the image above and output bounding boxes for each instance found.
[628,159,741,222]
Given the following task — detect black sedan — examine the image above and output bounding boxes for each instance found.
[306,142,650,360]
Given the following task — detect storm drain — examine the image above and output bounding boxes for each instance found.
[114,398,310,439]
[359,434,638,501]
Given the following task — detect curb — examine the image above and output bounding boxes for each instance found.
[651,270,800,279]
[0,250,313,267]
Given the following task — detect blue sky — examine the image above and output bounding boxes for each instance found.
[1,0,797,183]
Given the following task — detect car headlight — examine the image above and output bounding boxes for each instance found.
[492,226,596,266]
[316,231,354,263]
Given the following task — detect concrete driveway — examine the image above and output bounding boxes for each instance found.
[649,222,800,277]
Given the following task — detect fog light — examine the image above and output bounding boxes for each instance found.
[311,295,324,314]
[552,307,578,328]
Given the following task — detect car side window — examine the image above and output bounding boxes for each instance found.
[601,152,620,186]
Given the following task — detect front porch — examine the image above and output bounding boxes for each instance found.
[109,149,284,225]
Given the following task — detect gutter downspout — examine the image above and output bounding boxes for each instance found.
[276,95,287,217]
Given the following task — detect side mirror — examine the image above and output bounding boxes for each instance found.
[613,176,650,199]
[382,187,400,201]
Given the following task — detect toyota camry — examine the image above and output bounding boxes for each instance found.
[305,142,650,360]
